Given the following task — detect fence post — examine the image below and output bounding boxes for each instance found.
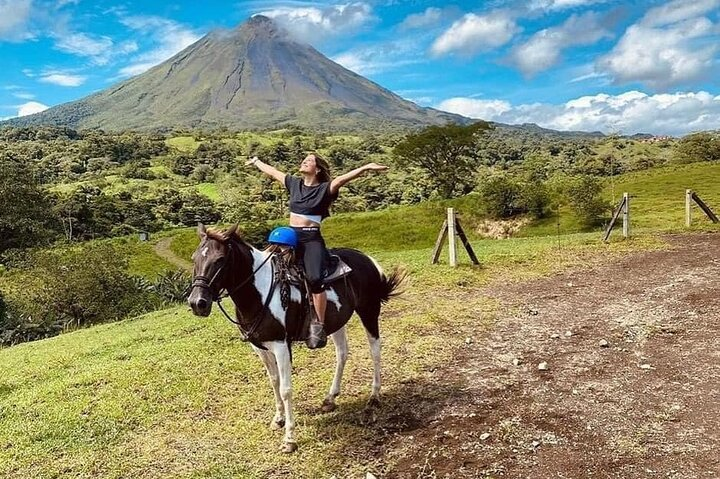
[447,208,457,267]
[622,192,630,238]
[686,189,692,227]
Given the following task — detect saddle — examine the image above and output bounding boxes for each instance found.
[269,247,352,342]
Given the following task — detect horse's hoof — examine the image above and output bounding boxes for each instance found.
[270,418,285,430]
[281,441,298,454]
[321,399,337,413]
[366,397,381,409]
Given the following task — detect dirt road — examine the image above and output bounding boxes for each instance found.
[153,237,192,271]
[383,233,720,478]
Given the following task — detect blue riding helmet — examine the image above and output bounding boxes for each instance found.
[267,226,298,248]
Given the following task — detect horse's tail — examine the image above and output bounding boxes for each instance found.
[379,266,408,304]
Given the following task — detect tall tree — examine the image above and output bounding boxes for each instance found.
[0,155,59,253]
[393,122,492,198]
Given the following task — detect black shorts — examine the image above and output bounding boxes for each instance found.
[292,226,331,294]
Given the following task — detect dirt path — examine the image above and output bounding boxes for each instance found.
[153,237,192,271]
[382,233,720,478]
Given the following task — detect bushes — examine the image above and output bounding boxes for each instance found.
[15,244,158,330]
[564,175,611,227]
[478,175,550,220]
[0,245,193,346]
[673,132,720,164]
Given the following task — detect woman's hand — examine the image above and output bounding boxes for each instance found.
[245,156,259,166]
[364,162,389,172]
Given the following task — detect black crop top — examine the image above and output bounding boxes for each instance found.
[284,175,337,219]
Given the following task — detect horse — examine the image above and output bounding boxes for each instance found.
[187,223,405,453]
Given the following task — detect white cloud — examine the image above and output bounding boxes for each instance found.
[54,32,113,58]
[641,0,720,27]
[332,40,422,75]
[437,90,720,136]
[430,11,519,57]
[17,101,49,117]
[511,12,612,77]
[399,7,443,30]
[12,92,35,99]
[529,0,608,11]
[436,97,513,119]
[39,73,87,86]
[597,0,720,88]
[259,2,375,43]
[0,0,33,41]
[118,15,202,77]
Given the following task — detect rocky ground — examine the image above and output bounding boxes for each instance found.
[375,233,720,478]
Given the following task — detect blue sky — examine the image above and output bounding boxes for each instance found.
[1,0,720,135]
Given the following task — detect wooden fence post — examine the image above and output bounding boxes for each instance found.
[431,209,480,266]
[430,219,448,264]
[690,191,719,224]
[686,189,692,227]
[447,208,457,267]
[622,192,630,238]
[603,194,628,242]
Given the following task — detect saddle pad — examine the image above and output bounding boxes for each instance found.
[324,256,352,284]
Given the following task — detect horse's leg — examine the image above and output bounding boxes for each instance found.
[358,303,382,408]
[266,341,297,453]
[321,325,348,413]
[365,329,382,408]
[252,345,285,430]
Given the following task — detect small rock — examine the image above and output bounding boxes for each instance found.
[528,309,539,316]
[564,331,573,337]
[366,474,378,479]
[599,339,610,348]
[550,333,560,339]
[566,282,574,287]
[480,432,491,441]
[512,358,522,366]
[465,337,473,345]
[531,440,541,448]
[538,362,549,371]
[640,364,653,370]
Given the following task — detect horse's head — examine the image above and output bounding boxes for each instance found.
[187,223,239,317]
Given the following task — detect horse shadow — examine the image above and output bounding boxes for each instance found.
[307,374,469,450]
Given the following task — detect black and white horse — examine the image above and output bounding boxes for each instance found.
[187,224,404,453]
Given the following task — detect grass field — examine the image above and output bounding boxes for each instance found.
[0,231,659,479]
[2,161,719,477]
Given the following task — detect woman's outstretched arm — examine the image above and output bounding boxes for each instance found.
[246,156,286,185]
[330,162,388,195]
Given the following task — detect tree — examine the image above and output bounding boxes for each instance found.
[393,122,492,198]
[0,155,59,253]
[565,175,611,228]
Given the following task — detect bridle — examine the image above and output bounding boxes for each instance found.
[189,237,275,345]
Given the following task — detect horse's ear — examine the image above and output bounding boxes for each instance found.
[226,223,239,237]
[197,223,207,239]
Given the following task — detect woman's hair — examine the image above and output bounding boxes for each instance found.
[308,152,331,183]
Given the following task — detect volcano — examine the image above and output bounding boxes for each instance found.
[6,16,467,131]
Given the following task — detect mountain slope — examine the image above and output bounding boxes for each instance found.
[5,16,467,132]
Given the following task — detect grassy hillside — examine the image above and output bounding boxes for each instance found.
[522,162,720,237]
[0,231,657,479]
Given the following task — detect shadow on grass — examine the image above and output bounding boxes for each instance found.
[308,375,469,470]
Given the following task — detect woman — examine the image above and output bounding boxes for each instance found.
[247,152,388,348]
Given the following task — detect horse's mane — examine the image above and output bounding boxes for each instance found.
[206,228,243,244]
